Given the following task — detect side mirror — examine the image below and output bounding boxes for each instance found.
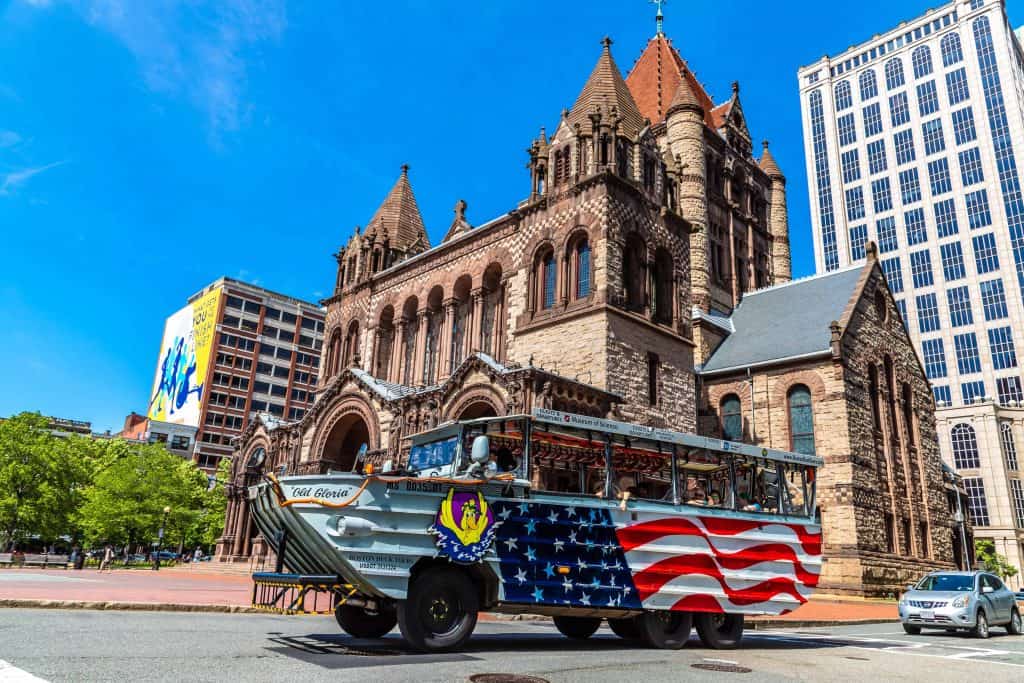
[982,585,994,594]
[471,435,490,465]
[905,584,916,592]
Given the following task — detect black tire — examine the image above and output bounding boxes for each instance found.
[972,610,990,639]
[335,603,397,638]
[397,568,478,653]
[694,613,744,649]
[608,617,642,640]
[636,610,693,649]
[902,623,922,635]
[553,616,602,639]
[1007,608,1022,635]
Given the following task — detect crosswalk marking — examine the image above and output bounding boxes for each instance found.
[0,660,48,682]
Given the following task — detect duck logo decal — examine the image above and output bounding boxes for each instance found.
[429,489,500,563]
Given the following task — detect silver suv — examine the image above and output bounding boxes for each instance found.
[899,571,1022,638]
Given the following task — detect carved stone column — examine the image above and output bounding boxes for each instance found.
[391,319,408,384]
[414,309,430,384]
[441,298,457,378]
[470,288,486,356]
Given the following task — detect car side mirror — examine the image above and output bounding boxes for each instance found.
[905,584,915,592]
[470,435,490,465]
[981,585,994,594]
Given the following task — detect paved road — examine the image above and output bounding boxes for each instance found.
[1,609,1023,682]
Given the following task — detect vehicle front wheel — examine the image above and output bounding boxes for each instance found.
[636,610,693,649]
[553,616,601,639]
[695,613,744,649]
[335,603,397,638]
[902,623,921,635]
[397,568,478,653]
[1007,608,1022,635]
[972,611,990,639]
[607,616,641,640]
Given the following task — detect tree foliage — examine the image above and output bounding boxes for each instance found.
[975,539,1020,579]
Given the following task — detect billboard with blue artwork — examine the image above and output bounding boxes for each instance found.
[147,286,221,426]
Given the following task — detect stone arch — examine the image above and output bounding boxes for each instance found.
[444,384,507,422]
[562,227,593,301]
[770,370,828,453]
[313,393,381,471]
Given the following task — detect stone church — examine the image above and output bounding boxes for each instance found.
[217,25,960,595]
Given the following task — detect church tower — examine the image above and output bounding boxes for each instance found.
[759,141,792,283]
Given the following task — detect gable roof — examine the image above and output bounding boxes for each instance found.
[625,34,716,128]
[700,264,866,374]
[365,165,429,252]
[567,38,646,139]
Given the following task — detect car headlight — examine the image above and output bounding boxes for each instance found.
[952,594,970,608]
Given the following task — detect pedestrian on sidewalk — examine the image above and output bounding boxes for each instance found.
[99,545,114,572]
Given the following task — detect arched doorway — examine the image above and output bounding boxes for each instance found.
[322,413,370,471]
[457,401,499,420]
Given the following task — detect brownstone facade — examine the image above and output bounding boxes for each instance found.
[216,29,956,596]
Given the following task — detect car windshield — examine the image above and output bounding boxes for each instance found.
[915,574,974,592]
[408,436,459,472]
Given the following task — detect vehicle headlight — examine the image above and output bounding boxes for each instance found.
[952,594,970,608]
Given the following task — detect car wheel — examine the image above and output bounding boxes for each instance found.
[607,616,642,640]
[972,611,990,639]
[902,623,921,635]
[1007,608,1022,636]
[335,603,397,639]
[694,613,744,649]
[552,616,602,639]
[636,610,693,649]
[397,568,478,653]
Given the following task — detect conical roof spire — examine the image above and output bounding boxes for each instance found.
[666,69,702,116]
[759,139,783,178]
[566,37,645,138]
[365,164,429,252]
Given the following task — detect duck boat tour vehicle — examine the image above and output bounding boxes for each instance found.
[248,409,823,652]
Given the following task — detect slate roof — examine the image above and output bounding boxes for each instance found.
[365,165,429,251]
[567,39,646,139]
[700,264,865,374]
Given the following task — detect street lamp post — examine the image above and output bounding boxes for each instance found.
[153,506,171,571]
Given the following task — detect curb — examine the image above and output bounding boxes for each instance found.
[748,618,898,629]
[0,599,260,614]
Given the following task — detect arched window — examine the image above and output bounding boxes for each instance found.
[951,423,980,469]
[543,252,556,309]
[721,394,742,441]
[652,247,674,324]
[788,385,816,455]
[834,81,852,111]
[575,238,591,298]
[884,58,905,90]
[326,328,342,377]
[869,363,881,430]
[901,382,915,446]
[884,355,898,441]
[623,233,646,312]
[375,306,395,380]
[532,246,556,312]
[912,46,933,79]
[342,320,359,367]
[941,32,963,67]
[1000,422,1018,471]
[859,69,878,100]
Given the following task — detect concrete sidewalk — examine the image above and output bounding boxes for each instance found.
[0,568,898,624]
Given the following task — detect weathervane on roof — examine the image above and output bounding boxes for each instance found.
[650,0,667,36]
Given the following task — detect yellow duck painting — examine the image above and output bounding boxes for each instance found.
[438,489,491,547]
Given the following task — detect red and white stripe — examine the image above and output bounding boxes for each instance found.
[616,514,822,615]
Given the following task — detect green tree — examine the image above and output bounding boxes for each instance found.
[0,413,94,550]
[975,539,1020,580]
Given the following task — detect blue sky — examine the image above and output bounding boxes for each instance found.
[2,0,1021,433]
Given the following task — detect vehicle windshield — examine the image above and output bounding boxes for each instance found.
[915,574,974,592]
[408,436,459,472]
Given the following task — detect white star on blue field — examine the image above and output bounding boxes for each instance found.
[491,500,641,609]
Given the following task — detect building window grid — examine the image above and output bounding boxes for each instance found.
[952,423,982,468]
[906,207,928,245]
[962,380,986,403]
[923,337,948,379]
[864,102,883,137]
[896,298,909,327]
[988,326,1018,370]
[973,232,1000,273]
[954,332,983,374]
[885,58,905,90]
[809,91,840,270]
[935,198,960,237]
[841,149,861,183]
[912,45,933,79]
[917,80,939,116]
[933,385,952,405]
[860,69,879,100]
[952,107,977,145]
[877,216,899,253]
[959,147,985,186]
[1011,480,1024,528]
[881,256,904,293]
[928,157,952,195]
[963,477,990,526]
[974,17,1024,300]
[916,293,941,332]
[998,376,1024,405]
[941,32,964,67]
[946,67,971,105]
[923,119,946,155]
[900,168,922,205]
[872,177,893,213]
[910,249,934,288]
[867,139,888,174]
[846,187,866,221]
[980,278,1008,320]
[940,241,966,280]
[849,224,868,260]
[894,127,915,164]
[835,81,853,110]
[1002,423,1020,470]
[966,189,993,229]
[838,113,857,146]
[947,286,974,327]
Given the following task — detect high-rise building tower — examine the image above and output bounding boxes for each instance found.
[798,0,1024,582]
[147,277,325,473]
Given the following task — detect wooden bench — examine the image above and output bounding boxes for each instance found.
[0,553,14,567]
[21,554,70,568]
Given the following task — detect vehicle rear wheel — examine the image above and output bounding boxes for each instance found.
[1007,608,1022,635]
[636,610,693,649]
[553,616,601,639]
[397,568,478,653]
[694,613,744,649]
[608,616,642,640]
[902,623,921,635]
[972,611,990,639]
[334,603,397,638]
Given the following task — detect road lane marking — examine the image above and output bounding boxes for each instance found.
[0,660,48,682]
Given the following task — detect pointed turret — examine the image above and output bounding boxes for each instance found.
[759,139,784,178]
[761,140,791,283]
[666,69,703,117]
[366,164,429,253]
[625,33,715,127]
[566,37,645,139]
